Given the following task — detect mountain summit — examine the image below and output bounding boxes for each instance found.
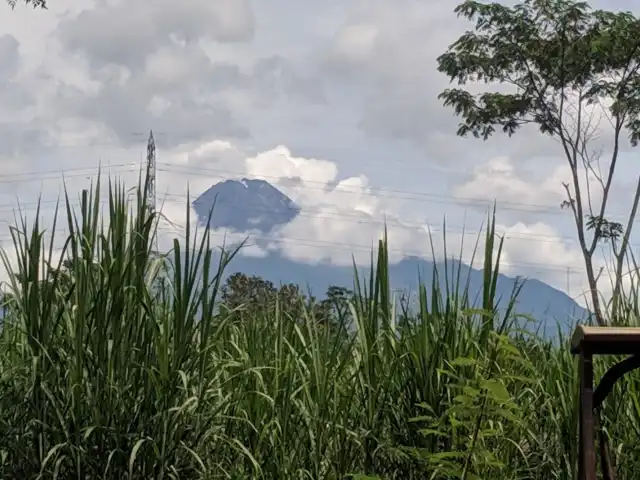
[192,178,300,233]
[192,179,588,332]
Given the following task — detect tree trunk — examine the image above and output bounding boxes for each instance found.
[584,254,606,326]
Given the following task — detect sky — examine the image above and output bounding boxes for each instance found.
[1,0,639,308]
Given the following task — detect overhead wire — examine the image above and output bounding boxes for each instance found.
[157,193,590,246]
[154,223,585,275]
[157,163,565,215]
[0,159,628,226]
[0,184,620,249]
[0,159,625,278]
[158,162,640,229]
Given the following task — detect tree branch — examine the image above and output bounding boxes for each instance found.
[588,110,624,256]
[611,175,640,318]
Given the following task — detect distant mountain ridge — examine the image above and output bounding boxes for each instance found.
[215,252,586,334]
[193,179,589,333]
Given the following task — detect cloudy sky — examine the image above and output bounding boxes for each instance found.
[1,0,639,307]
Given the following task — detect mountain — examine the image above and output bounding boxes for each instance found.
[192,178,300,233]
[194,179,588,334]
[215,252,586,335]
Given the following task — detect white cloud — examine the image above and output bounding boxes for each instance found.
[499,221,584,282]
[319,0,640,169]
[152,140,590,294]
[452,153,640,309]
[149,140,456,266]
[2,0,639,312]
[331,24,379,66]
[246,146,338,188]
[453,155,609,222]
[0,132,604,310]
[454,156,565,207]
[58,0,254,69]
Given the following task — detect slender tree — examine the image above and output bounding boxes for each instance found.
[437,0,640,325]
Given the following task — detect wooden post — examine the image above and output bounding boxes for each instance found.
[571,326,640,480]
[579,351,596,480]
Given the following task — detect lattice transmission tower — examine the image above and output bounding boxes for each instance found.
[146,130,156,215]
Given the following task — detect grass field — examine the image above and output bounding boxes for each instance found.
[0,173,639,479]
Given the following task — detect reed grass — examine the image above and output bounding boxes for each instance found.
[0,171,639,479]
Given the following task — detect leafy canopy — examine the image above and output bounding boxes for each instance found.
[437,0,640,145]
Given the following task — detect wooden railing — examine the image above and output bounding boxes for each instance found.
[571,326,640,480]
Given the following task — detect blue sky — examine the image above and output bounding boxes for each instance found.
[1,0,640,307]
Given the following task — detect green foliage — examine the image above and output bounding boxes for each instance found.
[220,272,352,332]
[6,0,47,9]
[437,0,640,143]
[437,0,640,327]
[585,215,623,241]
[1,170,640,478]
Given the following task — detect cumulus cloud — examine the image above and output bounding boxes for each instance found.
[58,0,255,69]
[45,46,324,151]
[50,42,251,148]
[453,150,640,250]
[322,0,458,146]
[0,130,602,310]
[2,0,637,310]
[452,155,611,223]
[0,0,326,161]
[318,0,637,169]
[499,221,583,280]
[152,141,451,265]
[0,35,19,80]
[451,152,640,308]
[151,140,592,294]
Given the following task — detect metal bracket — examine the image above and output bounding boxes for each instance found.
[594,354,640,410]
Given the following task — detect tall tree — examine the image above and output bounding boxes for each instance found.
[220,272,350,331]
[437,0,640,325]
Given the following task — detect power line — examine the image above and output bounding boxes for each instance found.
[158,163,640,226]
[157,163,564,215]
[154,165,640,241]
[2,220,596,286]
[157,193,585,246]
[0,191,617,248]
[0,185,633,251]
[2,132,633,223]
[155,224,585,275]
[0,197,593,281]
[0,160,593,282]
[0,160,629,225]
[41,134,494,176]
[0,161,630,274]
[0,203,586,277]
[0,162,144,180]
[0,221,583,279]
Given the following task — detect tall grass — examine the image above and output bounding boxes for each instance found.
[0,172,639,478]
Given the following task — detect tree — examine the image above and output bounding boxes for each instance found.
[220,272,281,312]
[6,0,47,8]
[318,285,354,324]
[220,272,352,330]
[437,0,640,325]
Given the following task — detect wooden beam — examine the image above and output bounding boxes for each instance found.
[571,326,640,355]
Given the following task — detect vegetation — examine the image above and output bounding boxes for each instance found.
[4,0,640,478]
[6,0,47,9]
[437,0,640,326]
[0,172,638,479]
